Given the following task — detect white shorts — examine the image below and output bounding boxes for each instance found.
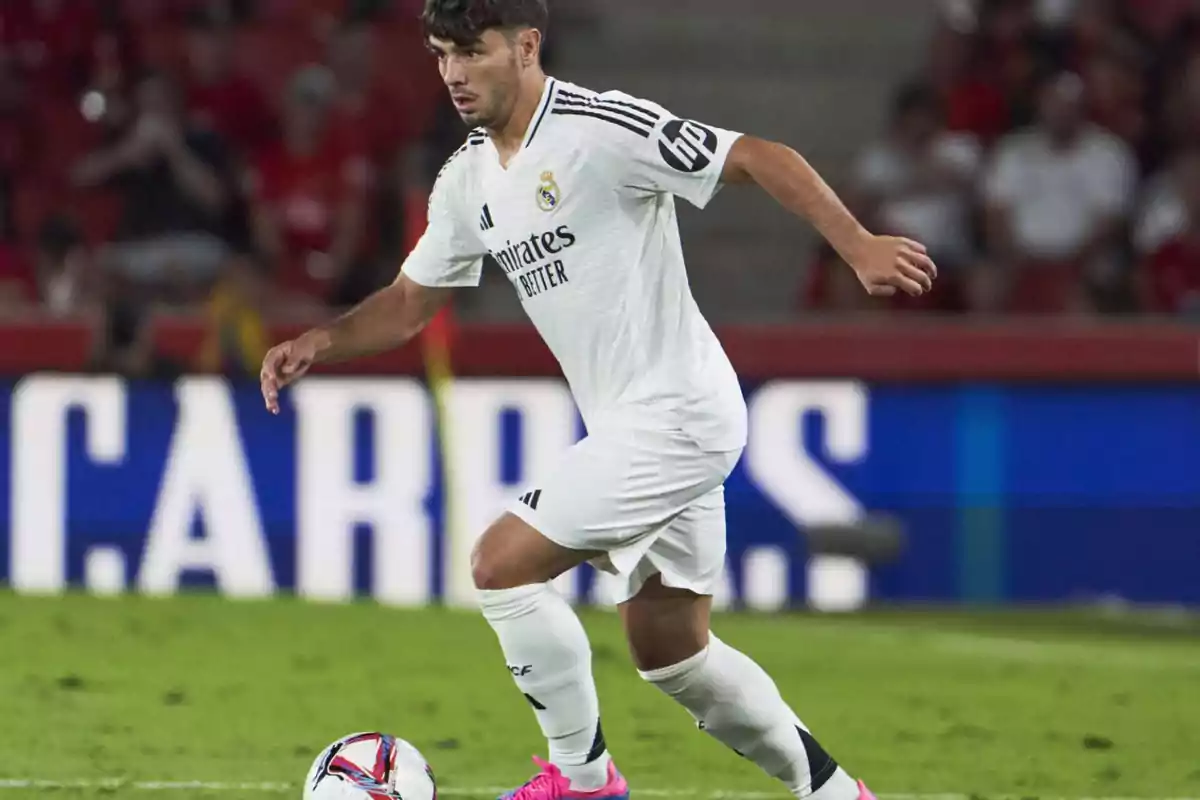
[507,426,742,604]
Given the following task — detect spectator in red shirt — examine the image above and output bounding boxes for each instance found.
[977,0,1043,126]
[1161,53,1200,155]
[247,65,375,307]
[1142,150,1200,315]
[927,20,1011,144]
[184,8,276,155]
[326,18,432,167]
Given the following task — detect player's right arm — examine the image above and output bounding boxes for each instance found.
[260,275,452,414]
[261,151,486,414]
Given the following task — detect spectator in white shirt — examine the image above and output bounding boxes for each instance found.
[982,70,1137,312]
[851,82,983,310]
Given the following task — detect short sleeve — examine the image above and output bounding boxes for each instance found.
[590,92,744,209]
[982,136,1024,206]
[1133,173,1186,255]
[1083,137,1136,217]
[400,161,487,288]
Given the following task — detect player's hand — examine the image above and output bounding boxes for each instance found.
[260,334,319,415]
[847,235,937,297]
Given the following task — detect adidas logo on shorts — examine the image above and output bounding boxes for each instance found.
[518,489,542,510]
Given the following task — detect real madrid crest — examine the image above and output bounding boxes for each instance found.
[536,170,560,212]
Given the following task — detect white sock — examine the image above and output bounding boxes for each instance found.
[640,633,859,800]
[480,583,611,791]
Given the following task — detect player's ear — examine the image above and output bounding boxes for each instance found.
[517,27,541,67]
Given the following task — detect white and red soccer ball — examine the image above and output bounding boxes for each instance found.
[304,733,438,800]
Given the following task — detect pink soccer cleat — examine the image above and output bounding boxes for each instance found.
[498,757,629,800]
[856,780,877,800]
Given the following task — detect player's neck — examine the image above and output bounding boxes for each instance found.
[489,72,548,166]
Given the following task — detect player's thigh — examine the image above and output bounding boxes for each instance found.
[617,483,730,671]
[471,512,600,591]
[507,429,729,561]
[472,433,642,591]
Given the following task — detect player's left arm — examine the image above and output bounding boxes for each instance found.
[721,136,935,297]
[603,93,935,298]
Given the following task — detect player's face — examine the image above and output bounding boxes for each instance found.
[429,30,523,128]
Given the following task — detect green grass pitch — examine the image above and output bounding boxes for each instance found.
[0,593,1197,800]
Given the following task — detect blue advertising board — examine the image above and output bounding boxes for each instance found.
[1,376,1197,608]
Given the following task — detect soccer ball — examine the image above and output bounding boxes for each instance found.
[304,732,437,800]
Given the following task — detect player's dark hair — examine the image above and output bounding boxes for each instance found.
[422,0,549,46]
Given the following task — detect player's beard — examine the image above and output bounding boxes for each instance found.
[460,84,512,130]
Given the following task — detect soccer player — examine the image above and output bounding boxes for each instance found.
[260,1,936,799]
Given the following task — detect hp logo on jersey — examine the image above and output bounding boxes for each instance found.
[658,119,719,173]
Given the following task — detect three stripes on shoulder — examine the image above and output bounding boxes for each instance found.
[552,89,661,138]
[436,88,662,184]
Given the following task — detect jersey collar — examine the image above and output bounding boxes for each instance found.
[521,77,558,151]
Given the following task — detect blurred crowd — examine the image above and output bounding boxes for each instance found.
[3,1,1200,380]
[804,0,1200,317]
[0,0,481,374]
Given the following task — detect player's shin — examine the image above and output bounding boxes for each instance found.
[639,634,860,800]
[479,583,612,791]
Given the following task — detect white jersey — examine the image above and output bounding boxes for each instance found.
[402,78,747,451]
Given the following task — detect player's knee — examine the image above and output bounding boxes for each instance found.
[473,514,592,591]
[471,561,514,591]
[470,520,538,590]
[470,536,511,591]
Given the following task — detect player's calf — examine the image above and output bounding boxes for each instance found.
[475,514,613,792]
[623,577,862,800]
[638,635,861,799]
[619,575,711,671]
